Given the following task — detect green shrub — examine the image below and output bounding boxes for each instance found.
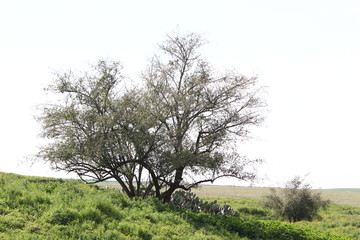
[138,228,152,240]
[0,212,26,231]
[95,199,123,220]
[46,208,80,225]
[117,222,137,236]
[18,193,51,213]
[263,176,330,222]
[80,207,103,224]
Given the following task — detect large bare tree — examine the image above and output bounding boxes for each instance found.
[38,32,264,202]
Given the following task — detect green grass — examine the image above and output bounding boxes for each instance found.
[200,197,360,239]
[301,204,360,239]
[0,172,355,239]
[193,186,360,238]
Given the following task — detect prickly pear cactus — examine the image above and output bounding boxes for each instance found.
[170,190,239,217]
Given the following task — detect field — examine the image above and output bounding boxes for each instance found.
[1,173,359,239]
[191,185,360,207]
[191,185,360,239]
[98,182,360,207]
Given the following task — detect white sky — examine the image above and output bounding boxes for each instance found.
[1,0,359,188]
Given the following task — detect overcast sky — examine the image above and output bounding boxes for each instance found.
[1,0,359,188]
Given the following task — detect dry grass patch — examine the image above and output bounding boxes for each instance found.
[191,185,360,207]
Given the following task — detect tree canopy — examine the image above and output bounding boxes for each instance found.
[38,32,265,202]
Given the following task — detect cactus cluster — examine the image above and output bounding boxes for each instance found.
[170,190,239,217]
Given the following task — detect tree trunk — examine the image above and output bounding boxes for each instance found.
[158,167,184,203]
[113,175,135,198]
[159,187,176,203]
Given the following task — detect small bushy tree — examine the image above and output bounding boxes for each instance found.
[263,176,330,222]
[38,31,265,202]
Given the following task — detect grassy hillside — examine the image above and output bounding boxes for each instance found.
[0,172,354,239]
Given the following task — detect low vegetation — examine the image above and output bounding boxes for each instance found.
[263,176,331,222]
[0,172,355,239]
[202,198,360,239]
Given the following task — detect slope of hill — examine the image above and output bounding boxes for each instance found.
[0,172,352,239]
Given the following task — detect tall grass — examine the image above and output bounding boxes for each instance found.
[0,172,353,239]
